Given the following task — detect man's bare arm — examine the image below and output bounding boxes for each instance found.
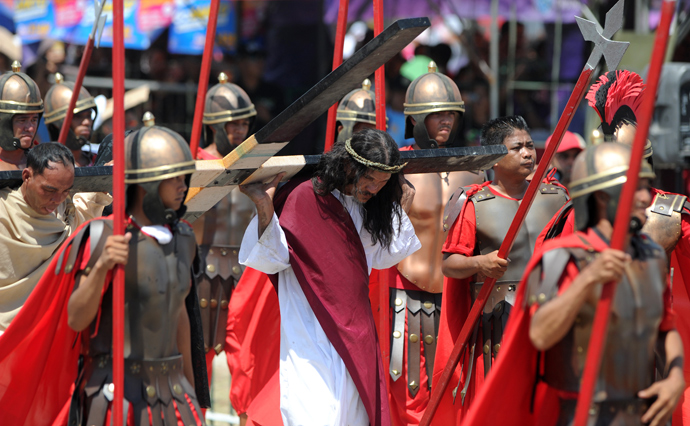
[442,250,508,279]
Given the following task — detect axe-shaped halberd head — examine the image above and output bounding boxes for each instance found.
[576,0,629,71]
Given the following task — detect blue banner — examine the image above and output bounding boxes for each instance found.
[168,0,236,55]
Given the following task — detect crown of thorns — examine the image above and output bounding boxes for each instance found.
[345,138,407,173]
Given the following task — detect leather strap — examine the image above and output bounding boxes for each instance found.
[85,385,108,426]
[201,206,217,245]
[407,291,421,396]
[197,275,212,353]
[420,291,438,388]
[482,312,492,376]
[390,288,406,381]
[460,320,480,405]
[651,193,687,217]
[530,248,573,306]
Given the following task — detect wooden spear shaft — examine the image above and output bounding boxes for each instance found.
[323,0,349,152]
[420,65,595,426]
[573,2,676,425]
[111,0,126,420]
[57,38,95,145]
[189,0,221,159]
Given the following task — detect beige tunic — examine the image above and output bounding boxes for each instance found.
[0,188,112,330]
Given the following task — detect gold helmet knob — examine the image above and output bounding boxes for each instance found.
[55,73,64,84]
[11,61,21,73]
[218,72,228,84]
[142,111,155,127]
[428,61,437,73]
[362,78,371,91]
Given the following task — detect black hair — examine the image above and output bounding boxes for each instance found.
[480,115,530,146]
[312,128,404,248]
[26,142,75,175]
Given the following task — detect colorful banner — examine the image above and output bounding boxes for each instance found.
[66,0,169,49]
[168,0,236,55]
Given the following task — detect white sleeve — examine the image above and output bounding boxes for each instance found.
[363,208,421,270]
[239,213,291,274]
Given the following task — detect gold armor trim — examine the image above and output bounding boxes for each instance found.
[202,105,257,124]
[44,97,97,123]
[125,161,197,184]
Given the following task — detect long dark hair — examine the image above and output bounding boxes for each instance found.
[313,128,404,248]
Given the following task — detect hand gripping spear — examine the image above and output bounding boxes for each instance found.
[189,0,222,159]
[572,2,676,425]
[57,0,107,145]
[420,2,629,424]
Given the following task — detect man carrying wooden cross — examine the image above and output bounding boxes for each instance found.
[239,128,420,426]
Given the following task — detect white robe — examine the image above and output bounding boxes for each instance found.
[240,189,420,426]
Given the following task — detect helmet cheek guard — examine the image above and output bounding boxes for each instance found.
[335,79,383,143]
[202,73,256,157]
[404,61,464,149]
[569,142,655,232]
[0,62,44,151]
[125,126,196,225]
[44,73,97,151]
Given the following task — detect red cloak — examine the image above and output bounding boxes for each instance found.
[270,178,392,426]
[0,220,88,424]
[225,267,280,416]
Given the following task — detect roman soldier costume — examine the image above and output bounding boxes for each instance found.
[67,125,208,425]
[461,142,675,426]
[44,72,98,165]
[587,69,690,424]
[375,62,484,424]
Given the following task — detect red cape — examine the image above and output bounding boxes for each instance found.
[271,178,391,426]
[0,220,90,424]
[225,267,280,416]
[461,232,613,426]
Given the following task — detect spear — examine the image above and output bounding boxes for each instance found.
[372,0,390,388]
[572,2,676,425]
[189,0,222,159]
[111,0,126,420]
[57,0,106,145]
[323,0,349,152]
[420,1,629,424]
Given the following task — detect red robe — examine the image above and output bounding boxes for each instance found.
[460,229,676,426]
[432,179,571,425]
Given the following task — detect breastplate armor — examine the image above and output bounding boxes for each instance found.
[543,237,666,400]
[473,183,568,285]
[193,187,256,249]
[89,223,196,360]
[397,170,484,293]
[641,192,687,261]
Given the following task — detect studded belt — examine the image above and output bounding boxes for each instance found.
[389,288,441,397]
[78,354,203,426]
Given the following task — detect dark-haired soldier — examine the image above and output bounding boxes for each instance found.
[0,143,109,331]
[43,73,98,167]
[375,61,484,425]
[462,142,684,426]
[587,69,690,423]
[239,128,420,426]
[0,61,43,171]
[0,128,209,423]
[432,115,570,423]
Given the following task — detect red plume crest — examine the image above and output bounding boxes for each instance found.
[586,70,645,126]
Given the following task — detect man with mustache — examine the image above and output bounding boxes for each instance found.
[43,73,99,167]
[0,142,110,332]
[239,128,420,426]
[0,62,43,171]
[372,61,484,425]
[432,115,570,423]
